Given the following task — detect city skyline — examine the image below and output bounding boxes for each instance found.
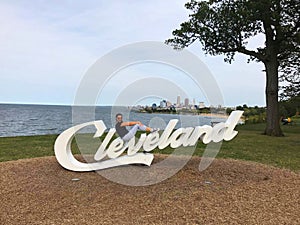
[136,95,207,109]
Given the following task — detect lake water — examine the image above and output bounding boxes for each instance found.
[0,104,225,137]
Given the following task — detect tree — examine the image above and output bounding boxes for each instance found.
[166,0,299,136]
[280,94,300,117]
[279,51,300,100]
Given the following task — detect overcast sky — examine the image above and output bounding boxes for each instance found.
[0,0,266,107]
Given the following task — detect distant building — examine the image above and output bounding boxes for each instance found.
[184,98,189,107]
[199,102,205,109]
[166,101,172,107]
[177,95,181,107]
[160,100,167,108]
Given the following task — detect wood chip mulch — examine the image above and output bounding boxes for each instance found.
[0,155,299,225]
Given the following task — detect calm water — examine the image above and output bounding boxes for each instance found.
[0,104,224,137]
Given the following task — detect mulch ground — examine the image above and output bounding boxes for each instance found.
[0,155,299,225]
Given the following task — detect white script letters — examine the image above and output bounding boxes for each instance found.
[54,111,243,171]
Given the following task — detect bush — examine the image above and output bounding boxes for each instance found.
[245,112,266,124]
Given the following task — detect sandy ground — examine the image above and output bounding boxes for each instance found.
[0,155,299,225]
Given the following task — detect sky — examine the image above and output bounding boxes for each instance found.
[0,0,266,107]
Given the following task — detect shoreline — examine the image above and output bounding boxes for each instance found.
[139,111,231,119]
[198,113,229,119]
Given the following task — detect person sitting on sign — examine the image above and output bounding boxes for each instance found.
[115,113,159,142]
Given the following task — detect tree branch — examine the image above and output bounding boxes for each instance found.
[216,47,265,62]
[238,47,266,61]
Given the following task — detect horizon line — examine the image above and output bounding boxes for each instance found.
[0,102,266,108]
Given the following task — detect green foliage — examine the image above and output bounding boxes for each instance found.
[226,107,234,115]
[166,0,299,136]
[236,105,244,110]
[245,113,266,124]
[291,115,300,123]
[280,81,300,101]
[231,104,266,124]
[197,107,211,114]
[279,94,300,117]
[143,106,177,114]
[166,0,299,65]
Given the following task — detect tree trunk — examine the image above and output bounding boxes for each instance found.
[264,59,284,136]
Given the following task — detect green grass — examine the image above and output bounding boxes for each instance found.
[291,115,300,124]
[0,135,80,162]
[0,135,56,162]
[0,123,299,171]
[211,123,300,171]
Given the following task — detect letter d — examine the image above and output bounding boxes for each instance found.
[224,110,244,141]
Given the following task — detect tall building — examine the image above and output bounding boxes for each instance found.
[184,98,189,107]
[166,101,172,107]
[177,95,181,106]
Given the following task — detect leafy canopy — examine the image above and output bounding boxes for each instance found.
[166,0,299,64]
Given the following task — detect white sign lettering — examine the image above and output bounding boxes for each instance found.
[54,111,243,171]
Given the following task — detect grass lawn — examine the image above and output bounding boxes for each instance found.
[203,123,300,171]
[0,123,299,171]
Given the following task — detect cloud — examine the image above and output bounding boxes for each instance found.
[0,0,189,104]
[0,0,266,106]
[0,2,99,104]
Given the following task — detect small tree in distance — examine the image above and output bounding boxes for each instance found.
[166,0,299,136]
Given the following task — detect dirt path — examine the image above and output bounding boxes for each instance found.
[1,155,299,225]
